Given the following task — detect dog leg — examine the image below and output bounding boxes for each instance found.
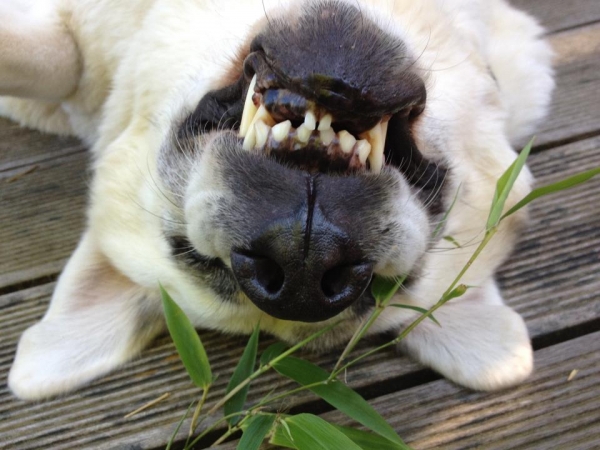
[0,1,80,100]
[8,232,164,400]
[392,279,533,391]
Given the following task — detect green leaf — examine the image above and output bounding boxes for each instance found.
[237,414,276,450]
[501,166,600,220]
[332,425,409,450]
[281,414,362,450]
[442,235,461,248]
[272,357,407,447]
[225,325,260,425]
[442,284,469,302]
[270,422,297,449]
[371,275,406,305]
[432,184,461,239]
[486,138,533,230]
[160,285,212,389]
[260,342,288,366]
[388,304,441,327]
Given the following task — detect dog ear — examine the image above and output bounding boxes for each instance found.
[9,233,164,400]
[0,2,80,100]
[392,279,533,391]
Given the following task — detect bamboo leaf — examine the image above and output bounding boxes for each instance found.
[442,235,461,248]
[432,184,461,239]
[281,414,362,450]
[237,414,276,450]
[161,285,212,389]
[501,166,600,220]
[225,325,260,425]
[260,342,287,366]
[486,138,533,230]
[371,275,406,305]
[332,425,409,450]
[388,304,441,327]
[272,357,407,447]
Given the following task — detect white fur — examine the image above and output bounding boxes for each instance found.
[1,0,554,399]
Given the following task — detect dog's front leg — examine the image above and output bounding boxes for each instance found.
[0,1,80,100]
[8,232,164,400]
[381,279,533,391]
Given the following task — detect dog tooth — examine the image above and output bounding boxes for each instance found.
[239,74,258,138]
[254,121,270,148]
[356,139,372,165]
[320,128,335,145]
[364,122,387,173]
[242,124,257,150]
[304,110,317,131]
[252,104,275,127]
[318,113,332,131]
[272,120,291,142]
[339,130,356,154]
[297,124,311,143]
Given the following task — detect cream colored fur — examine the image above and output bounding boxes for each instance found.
[2,0,554,399]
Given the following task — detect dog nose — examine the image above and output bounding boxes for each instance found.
[231,210,373,322]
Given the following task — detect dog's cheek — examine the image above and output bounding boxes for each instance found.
[371,176,432,277]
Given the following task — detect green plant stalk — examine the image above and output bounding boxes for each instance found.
[187,226,496,447]
[185,408,273,449]
[334,227,497,377]
[330,275,407,378]
[206,321,340,417]
[189,387,209,438]
[211,414,252,447]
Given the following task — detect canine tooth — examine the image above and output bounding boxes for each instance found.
[364,122,387,174]
[356,139,372,164]
[272,120,291,142]
[252,104,275,127]
[239,74,258,137]
[339,130,356,154]
[320,128,335,145]
[318,113,332,131]
[254,121,270,148]
[304,110,317,131]
[242,124,256,150]
[297,124,311,143]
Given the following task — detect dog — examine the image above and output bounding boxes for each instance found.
[1,0,554,400]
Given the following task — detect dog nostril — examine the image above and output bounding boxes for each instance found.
[254,256,285,294]
[321,263,366,301]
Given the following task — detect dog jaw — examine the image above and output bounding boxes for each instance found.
[4,0,555,400]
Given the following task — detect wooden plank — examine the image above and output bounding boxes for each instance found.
[1,24,598,288]
[0,117,83,172]
[0,151,87,289]
[0,135,598,449]
[513,0,600,33]
[534,23,600,148]
[321,330,600,450]
[0,283,416,450]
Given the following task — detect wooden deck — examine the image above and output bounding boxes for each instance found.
[1,1,599,448]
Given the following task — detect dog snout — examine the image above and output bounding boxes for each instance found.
[244,1,426,137]
[231,205,373,323]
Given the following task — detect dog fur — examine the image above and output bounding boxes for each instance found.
[2,0,554,400]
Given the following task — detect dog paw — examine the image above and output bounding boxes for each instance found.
[399,301,533,391]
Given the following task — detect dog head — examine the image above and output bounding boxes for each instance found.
[158,0,447,338]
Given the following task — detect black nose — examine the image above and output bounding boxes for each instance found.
[231,211,373,322]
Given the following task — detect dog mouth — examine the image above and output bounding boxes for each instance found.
[239,73,390,174]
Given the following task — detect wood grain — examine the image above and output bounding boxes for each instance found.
[0,13,598,289]
[321,331,600,450]
[1,135,598,449]
[514,0,600,33]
